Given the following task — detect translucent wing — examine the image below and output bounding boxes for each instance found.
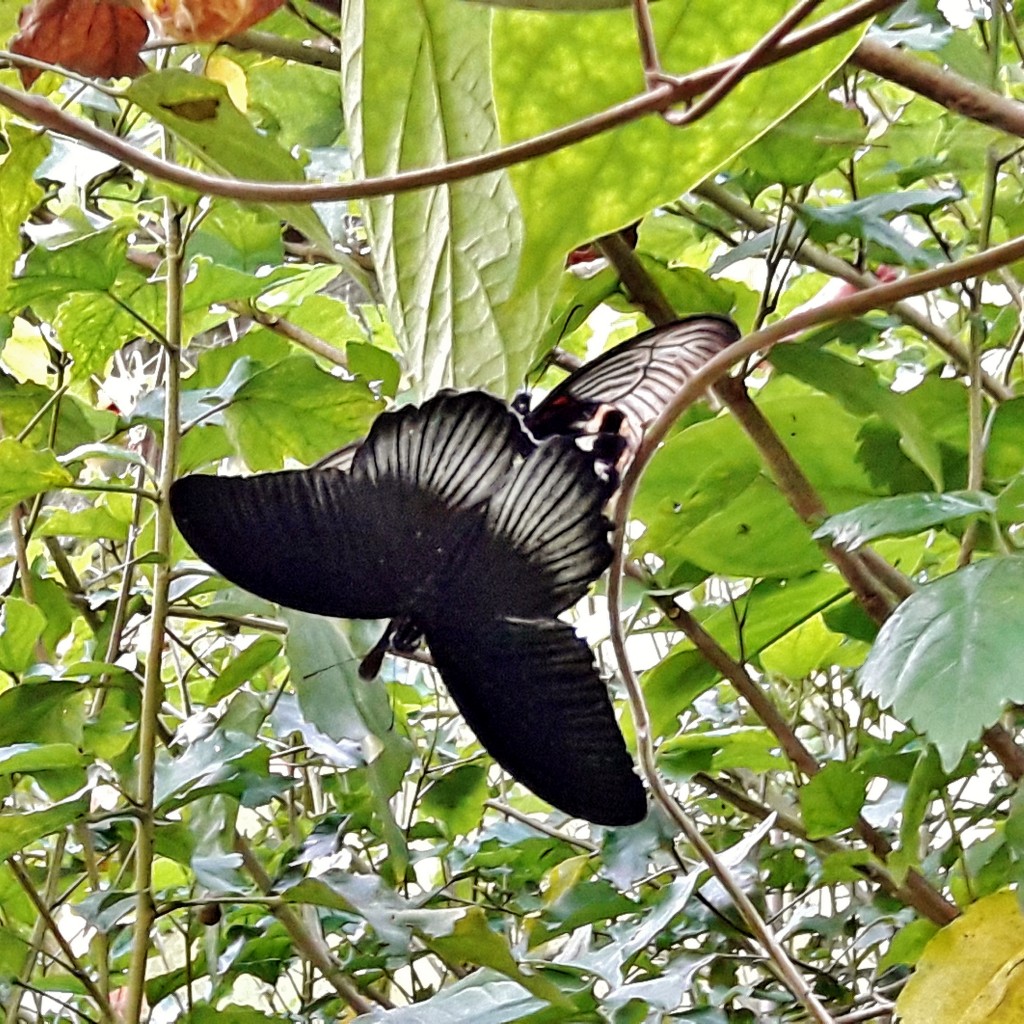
[526,315,740,440]
[425,616,646,825]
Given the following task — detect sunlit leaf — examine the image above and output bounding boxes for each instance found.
[341,0,547,394]
[897,890,1024,1024]
[858,557,1024,770]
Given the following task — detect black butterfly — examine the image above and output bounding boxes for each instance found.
[170,316,739,825]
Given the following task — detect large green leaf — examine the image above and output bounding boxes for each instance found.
[493,0,865,288]
[0,125,48,309]
[634,390,879,578]
[0,438,73,516]
[858,557,1024,769]
[341,0,547,394]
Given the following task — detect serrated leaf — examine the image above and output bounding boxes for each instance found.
[814,491,995,549]
[859,557,1024,770]
[897,890,1024,1024]
[126,70,330,249]
[798,761,868,839]
[341,0,546,394]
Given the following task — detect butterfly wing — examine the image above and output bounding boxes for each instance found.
[526,315,740,440]
[466,435,612,617]
[425,616,646,825]
[170,391,525,619]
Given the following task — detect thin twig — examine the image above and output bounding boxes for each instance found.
[124,208,185,1024]
[7,856,114,1022]
[234,835,384,1012]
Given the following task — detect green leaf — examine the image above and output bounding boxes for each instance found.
[0,796,89,860]
[0,597,46,673]
[529,878,637,946]
[0,742,88,774]
[494,0,865,288]
[126,70,330,249]
[153,730,280,812]
[423,907,570,1006]
[859,557,1024,770]
[770,343,945,489]
[421,764,490,837]
[284,612,412,882]
[6,224,128,310]
[0,438,74,516]
[0,680,85,746]
[743,92,866,186]
[635,390,877,578]
[203,636,283,702]
[347,340,401,398]
[223,355,380,469]
[0,125,49,308]
[658,727,782,778]
[36,506,131,542]
[341,0,548,394]
[356,968,552,1022]
[814,491,995,549]
[799,761,868,839]
[796,188,960,267]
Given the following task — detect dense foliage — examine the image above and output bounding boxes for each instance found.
[1,0,1024,1021]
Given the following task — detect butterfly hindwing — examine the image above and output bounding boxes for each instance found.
[353,390,523,509]
[425,615,647,826]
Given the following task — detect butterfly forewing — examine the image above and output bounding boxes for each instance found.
[425,616,646,825]
[526,314,740,440]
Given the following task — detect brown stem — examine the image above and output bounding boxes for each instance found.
[663,599,957,925]
[852,37,1024,137]
[234,835,384,1012]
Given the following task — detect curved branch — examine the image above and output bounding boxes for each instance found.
[0,0,895,204]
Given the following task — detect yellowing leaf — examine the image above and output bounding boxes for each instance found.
[897,890,1024,1024]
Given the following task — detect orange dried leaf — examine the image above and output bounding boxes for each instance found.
[12,0,149,85]
[146,0,283,42]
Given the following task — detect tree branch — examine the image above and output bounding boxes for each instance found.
[0,0,897,205]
